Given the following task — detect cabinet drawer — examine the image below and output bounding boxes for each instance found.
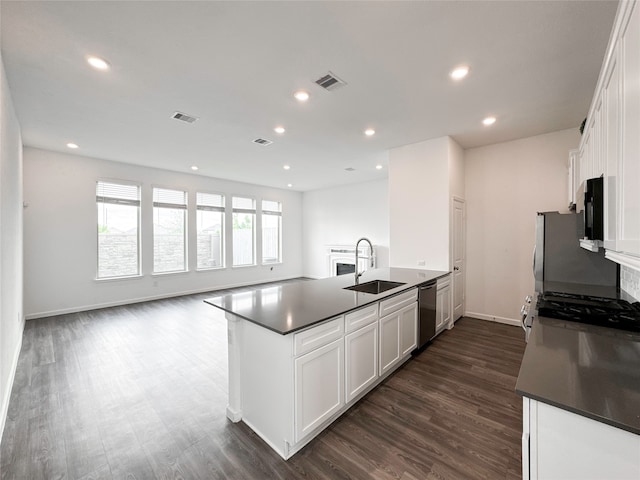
[345,304,378,333]
[294,317,344,357]
[379,289,417,317]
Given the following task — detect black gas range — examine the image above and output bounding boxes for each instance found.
[537,291,640,333]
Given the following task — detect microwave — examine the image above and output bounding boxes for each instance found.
[584,176,604,241]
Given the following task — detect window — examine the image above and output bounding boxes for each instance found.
[153,187,187,273]
[262,200,282,264]
[196,192,225,269]
[96,181,140,279]
[232,196,255,266]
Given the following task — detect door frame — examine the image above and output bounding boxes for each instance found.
[451,196,465,322]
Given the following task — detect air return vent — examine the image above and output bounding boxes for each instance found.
[253,138,273,146]
[172,111,198,123]
[315,71,347,91]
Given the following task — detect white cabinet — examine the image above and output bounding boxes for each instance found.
[227,287,421,460]
[294,338,344,442]
[399,302,418,357]
[603,41,621,250]
[345,321,378,403]
[523,397,640,480]
[576,0,640,261]
[436,275,452,333]
[379,308,401,376]
[379,295,418,377]
[618,0,640,257]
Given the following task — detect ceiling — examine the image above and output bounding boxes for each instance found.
[1,1,618,191]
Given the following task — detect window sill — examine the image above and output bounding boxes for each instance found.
[152,270,189,277]
[95,274,144,283]
[232,264,257,269]
[196,267,226,272]
[262,261,282,266]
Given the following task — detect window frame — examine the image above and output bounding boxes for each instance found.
[232,195,256,267]
[261,199,282,265]
[152,186,188,274]
[95,179,142,280]
[196,191,226,271]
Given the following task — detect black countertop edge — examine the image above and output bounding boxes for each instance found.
[515,388,640,436]
[204,268,450,335]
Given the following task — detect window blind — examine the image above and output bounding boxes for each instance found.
[96,181,140,206]
[153,187,187,209]
[262,200,282,216]
[197,192,225,212]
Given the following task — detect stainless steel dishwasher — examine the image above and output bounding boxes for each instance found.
[416,281,437,351]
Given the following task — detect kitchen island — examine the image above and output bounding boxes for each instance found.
[205,268,449,459]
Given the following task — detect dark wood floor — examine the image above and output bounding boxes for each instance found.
[1,280,526,480]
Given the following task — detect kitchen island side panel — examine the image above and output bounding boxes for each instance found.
[240,319,294,458]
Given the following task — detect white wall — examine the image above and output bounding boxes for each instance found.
[0,54,24,443]
[23,147,304,318]
[389,136,453,270]
[464,128,580,324]
[302,179,389,278]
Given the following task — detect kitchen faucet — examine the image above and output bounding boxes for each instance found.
[354,237,375,283]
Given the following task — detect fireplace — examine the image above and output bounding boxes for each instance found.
[336,262,356,276]
[326,244,375,277]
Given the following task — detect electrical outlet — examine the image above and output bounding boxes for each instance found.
[417,260,426,266]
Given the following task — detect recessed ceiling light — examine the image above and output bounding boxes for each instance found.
[66,143,79,149]
[191,166,199,171]
[376,165,383,170]
[450,65,470,80]
[283,165,291,170]
[364,128,376,136]
[294,90,309,102]
[483,116,497,126]
[287,183,293,188]
[87,56,110,71]
[274,126,286,134]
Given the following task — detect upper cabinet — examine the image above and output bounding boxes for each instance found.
[618,1,640,257]
[577,0,640,260]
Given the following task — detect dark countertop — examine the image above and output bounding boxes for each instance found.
[204,268,449,335]
[516,282,640,435]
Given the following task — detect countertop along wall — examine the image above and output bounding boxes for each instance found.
[464,128,581,324]
[23,147,304,319]
[302,179,389,279]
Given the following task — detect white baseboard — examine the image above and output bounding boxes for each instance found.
[465,311,521,327]
[0,319,24,446]
[25,275,306,320]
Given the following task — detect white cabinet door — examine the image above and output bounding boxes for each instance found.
[379,311,400,376]
[603,42,621,251]
[436,285,451,332]
[345,322,378,404]
[379,302,417,376]
[526,398,640,479]
[294,338,344,442]
[399,302,417,357]
[618,0,640,256]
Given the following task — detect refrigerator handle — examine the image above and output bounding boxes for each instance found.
[532,245,536,276]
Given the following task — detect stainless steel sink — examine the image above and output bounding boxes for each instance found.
[343,280,406,295]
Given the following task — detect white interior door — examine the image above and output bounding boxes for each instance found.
[452,198,465,321]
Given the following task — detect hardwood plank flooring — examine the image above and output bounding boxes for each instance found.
[1,280,526,479]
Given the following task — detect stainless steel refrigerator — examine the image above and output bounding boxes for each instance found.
[533,212,617,291]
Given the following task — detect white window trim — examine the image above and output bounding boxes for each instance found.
[96,179,142,280]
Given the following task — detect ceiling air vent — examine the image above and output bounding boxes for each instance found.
[315,71,347,91]
[172,111,198,123]
[253,138,273,146]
